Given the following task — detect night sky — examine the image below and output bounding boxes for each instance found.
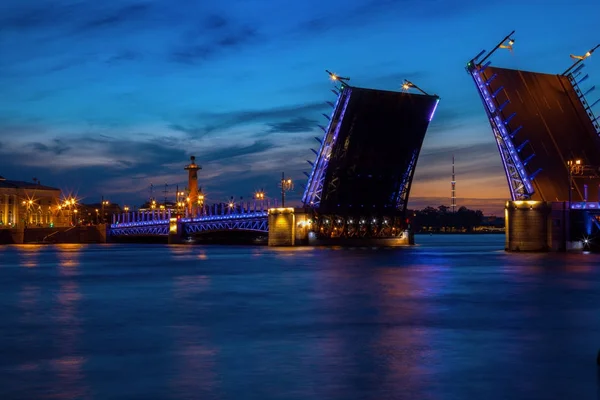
[1,0,598,214]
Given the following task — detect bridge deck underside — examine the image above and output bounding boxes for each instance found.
[319,88,438,215]
[483,67,600,202]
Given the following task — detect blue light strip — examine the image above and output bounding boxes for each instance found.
[570,202,600,210]
[302,88,352,207]
[469,67,534,200]
[428,99,440,121]
[110,210,268,229]
[301,90,344,204]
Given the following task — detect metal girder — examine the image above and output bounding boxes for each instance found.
[393,147,420,212]
[110,225,169,236]
[302,87,353,207]
[568,72,600,135]
[109,211,268,236]
[185,215,268,233]
[467,64,534,200]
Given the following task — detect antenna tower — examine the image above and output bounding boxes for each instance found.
[451,155,457,212]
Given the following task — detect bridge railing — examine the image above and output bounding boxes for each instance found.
[110,199,278,228]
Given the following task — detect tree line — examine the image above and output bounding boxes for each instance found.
[408,205,489,233]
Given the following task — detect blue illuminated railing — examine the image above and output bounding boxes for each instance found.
[467,64,534,200]
[109,209,270,236]
[302,87,352,207]
[570,202,600,210]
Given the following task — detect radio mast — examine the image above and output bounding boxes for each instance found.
[451,155,457,213]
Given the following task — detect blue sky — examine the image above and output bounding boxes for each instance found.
[0,0,598,214]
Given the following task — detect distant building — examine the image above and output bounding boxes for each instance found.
[0,176,67,227]
[78,202,122,225]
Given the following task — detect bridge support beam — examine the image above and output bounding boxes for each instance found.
[168,217,184,244]
[505,200,553,251]
[268,208,310,246]
[504,200,599,252]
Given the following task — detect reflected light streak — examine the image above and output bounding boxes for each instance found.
[370,267,434,395]
[16,244,43,268]
[57,244,82,277]
[171,274,219,397]
[51,275,89,398]
[18,284,41,373]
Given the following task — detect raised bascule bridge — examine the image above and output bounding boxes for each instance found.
[467,31,600,251]
[298,72,440,245]
[109,72,440,246]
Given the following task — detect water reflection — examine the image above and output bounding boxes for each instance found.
[171,274,219,398]
[51,245,89,399]
[18,283,41,374]
[0,237,599,399]
[16,244,42,268]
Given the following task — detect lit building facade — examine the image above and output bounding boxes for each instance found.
[0,176,67,228]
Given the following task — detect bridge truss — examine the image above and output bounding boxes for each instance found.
[466,46,535,200]
[109,211,268,237]
[183,212,268,234]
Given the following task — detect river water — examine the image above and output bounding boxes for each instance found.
[0,235,599,400]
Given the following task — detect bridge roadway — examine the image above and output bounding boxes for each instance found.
[109,202,272,237]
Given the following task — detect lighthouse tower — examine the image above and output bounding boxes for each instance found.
[184,156,201,216]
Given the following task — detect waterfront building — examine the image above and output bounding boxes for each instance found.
[0,176,67,227]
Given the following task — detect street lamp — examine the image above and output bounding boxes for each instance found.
[563,44,600,75]
[567,159,583,204]
[101,198,109,223]
[280,173,293,207]
[197,192,205,215]
[255,191,265,200]
[401,79,435,96]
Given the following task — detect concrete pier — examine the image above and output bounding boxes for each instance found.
[267,208,310,246]
[505,200,599,252]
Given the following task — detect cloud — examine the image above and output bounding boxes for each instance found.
[30,139,71,155]
[415,142,502,182]
[168,124,206,138]
[194,102,328,134]
[200,140,277,163]
[267,117,317,133]
[0,1,151,33]
[73,2,151,34]
[106,50,141,64]
[170,25,258,65]
[294,0,486,35]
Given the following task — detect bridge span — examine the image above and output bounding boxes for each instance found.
[468,32,600,251]
[107,71,439,246]
[110,202,271,239]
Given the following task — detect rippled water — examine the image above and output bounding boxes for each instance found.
[0,235,599,399]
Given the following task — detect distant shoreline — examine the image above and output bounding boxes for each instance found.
[414,231,504,235]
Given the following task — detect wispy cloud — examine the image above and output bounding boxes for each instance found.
[266,117,317,133]
[186,102,327,136]
[1,0,598,207]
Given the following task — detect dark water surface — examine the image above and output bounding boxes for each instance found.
[1,235,599,400]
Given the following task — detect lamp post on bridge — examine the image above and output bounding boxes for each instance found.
[197,191,205,216]
[280,173,293,207]
[101,197,109,223]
